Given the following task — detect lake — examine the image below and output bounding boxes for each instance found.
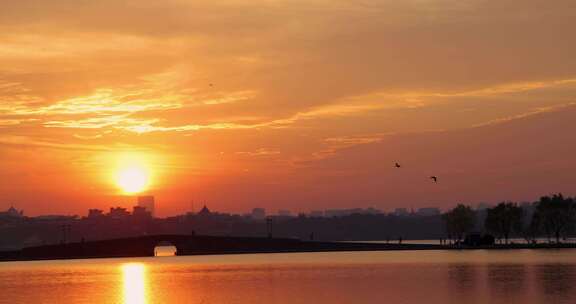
[1,249,576,303]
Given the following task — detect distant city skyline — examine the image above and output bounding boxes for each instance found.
[0,194,532,218]
[0,186,558,217]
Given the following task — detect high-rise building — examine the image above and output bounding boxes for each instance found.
[137,196,155,217]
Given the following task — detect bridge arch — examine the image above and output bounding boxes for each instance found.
[153,240,178,257]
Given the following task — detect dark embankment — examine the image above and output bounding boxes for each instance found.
[0,234,439,262]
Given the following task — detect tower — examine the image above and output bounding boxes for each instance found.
[137,196,155,217]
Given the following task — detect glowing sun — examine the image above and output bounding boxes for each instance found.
[116,166,149,194]
[113,153,152,194]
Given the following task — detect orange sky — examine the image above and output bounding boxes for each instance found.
[1,0,576,216]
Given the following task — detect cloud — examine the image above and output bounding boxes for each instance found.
[64,76,576,135]
[235,148,281,157]
[471,102,576,128]
[0,119,25,126]
[73,133,104,140]
[44,115,145,129]
[0,69,259,134]
[6,76,185,117]
[324,135,384,147]
[118,121,258,134]
[0,135,110,151]
[338,78,576,111]
[199,90,255,105]
[310,134,386,160]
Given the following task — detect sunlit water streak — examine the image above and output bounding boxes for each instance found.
[122,263,147,304]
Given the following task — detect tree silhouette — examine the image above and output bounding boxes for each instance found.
[444,204,476,243]
[522,212,539,244]
[533,194,576,243]
[484,202,523,244]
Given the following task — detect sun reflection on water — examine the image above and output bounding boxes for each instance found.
[121,263,148,304]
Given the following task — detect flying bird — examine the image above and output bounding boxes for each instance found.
[395,162,401,168]
[430,176,438,183]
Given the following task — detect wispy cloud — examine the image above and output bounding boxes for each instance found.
[471,102,576,128]
[44,115,152,129]
[0,70,258,135]
[90,77,576,135]
[235,148,281,157]
[341,78,576,111]
[119,121,259,134]
[73,133,104,140]
[310,134,385,160]
[0,119,29,126]
[0,135,111,151]
[9,88,183,116]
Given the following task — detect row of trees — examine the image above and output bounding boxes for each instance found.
[444,194,576,244]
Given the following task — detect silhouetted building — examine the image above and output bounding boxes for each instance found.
[109,207,130,219]
[309,210,324,217]
[394,208,409,216]
[251,208,266,220]
[278,210,292,217]
[137,196,155,217]
[87,209,104,219]
[325,209,345,217]
[198,205,212,217]
[0,206,24,218]
[417,207,441,216]
[364,207,382,215]
[324,208,381,217]
[132,206,152,220]
[34,215,78,221]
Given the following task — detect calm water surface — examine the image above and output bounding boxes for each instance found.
[1,249,576,304]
